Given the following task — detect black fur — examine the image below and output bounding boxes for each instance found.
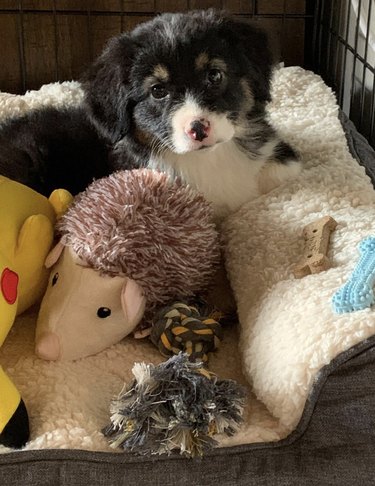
[0,107,111,195]
[274,140,298,164]
[83,10,275,158]
[0,10,297,196]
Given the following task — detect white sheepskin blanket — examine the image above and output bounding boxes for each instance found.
[0,66,374,453]
[223,66,375,432]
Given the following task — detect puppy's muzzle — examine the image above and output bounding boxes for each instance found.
[185,119,211,142]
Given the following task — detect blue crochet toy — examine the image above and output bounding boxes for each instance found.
[332,236,375,313]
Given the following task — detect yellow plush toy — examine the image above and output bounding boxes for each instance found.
[0,176,72,448]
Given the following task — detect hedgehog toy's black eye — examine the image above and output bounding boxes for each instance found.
[97,307,112,318]
[151,84,169,99]
[207,68,223,86]
[52,273,59,286]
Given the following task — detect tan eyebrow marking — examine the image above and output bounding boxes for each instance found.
[196,55,228,74]
[210,58,227,73]
[195,52,209,70]
[143,64,170,92]
[153,64,169,81]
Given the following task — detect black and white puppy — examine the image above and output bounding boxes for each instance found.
[0,10,300,219]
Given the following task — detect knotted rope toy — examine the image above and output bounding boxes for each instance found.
[150,302,224,363]
[104,302,245,457]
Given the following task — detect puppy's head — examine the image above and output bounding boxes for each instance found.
[83,10,273,156]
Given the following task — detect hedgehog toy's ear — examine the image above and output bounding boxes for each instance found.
[82,34,136,144]
[121,278,147,330]
[44,241,65,268]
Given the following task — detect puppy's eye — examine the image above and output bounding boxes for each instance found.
[207,69,223,86]
[151,84,169,99]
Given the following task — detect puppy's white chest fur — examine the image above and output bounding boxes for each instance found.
[151,141,265,220]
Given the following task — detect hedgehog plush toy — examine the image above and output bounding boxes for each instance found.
[35,169,220,361]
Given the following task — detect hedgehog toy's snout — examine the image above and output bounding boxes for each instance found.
[35,331,60,361]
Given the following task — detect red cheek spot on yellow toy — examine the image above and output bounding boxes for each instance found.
[1,268,19,305]
[0,176,72,449]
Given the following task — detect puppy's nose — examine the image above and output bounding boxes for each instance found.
[185,119,210,142]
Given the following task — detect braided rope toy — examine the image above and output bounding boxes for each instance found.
[105,301,245,457]
[150,302,224,363]
[333,236,375,313]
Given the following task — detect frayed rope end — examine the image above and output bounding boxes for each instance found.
[103,353,246,457]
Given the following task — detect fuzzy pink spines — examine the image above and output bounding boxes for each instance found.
[57,169,220,307]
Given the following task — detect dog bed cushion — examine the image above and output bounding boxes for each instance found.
[0,65,374,455]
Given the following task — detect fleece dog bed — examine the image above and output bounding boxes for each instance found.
[223,66,375,434]
[1,67,375,484]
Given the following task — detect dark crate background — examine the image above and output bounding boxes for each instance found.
[312,0,375,148]
[1,1,374,148]
[0,0,311,94]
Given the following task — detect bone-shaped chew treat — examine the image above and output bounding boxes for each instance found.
[293,216,337,279]
[332,236,375,313]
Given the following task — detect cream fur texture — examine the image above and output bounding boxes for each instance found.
[223,66,375,432]
[0,81,83,122]
[1,66,374,453]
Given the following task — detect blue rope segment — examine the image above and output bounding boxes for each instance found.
[332,236,375,313]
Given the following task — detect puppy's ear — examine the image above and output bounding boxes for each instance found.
[221,18,273,103]
[82,35,135,143]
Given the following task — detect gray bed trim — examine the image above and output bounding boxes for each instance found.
[339,110,375,180]
[1,334,375,485]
